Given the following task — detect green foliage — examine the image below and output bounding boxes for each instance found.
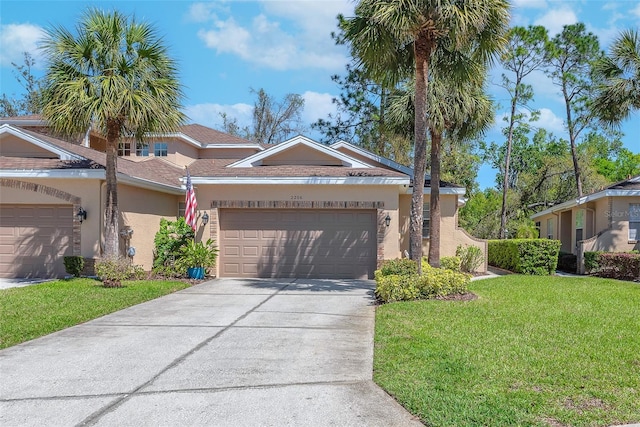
[488,239,561,275]
[588,252,640,281]
[374,261,470,303]
[153,217,194,275]
[95,257,145,287]
[175,239,219,272]
[440,256,461,272]
[455,245,484,273]
[584,251,604,273]
[515,223,538,238]
[378,258,418,276]
[63,256,84,277]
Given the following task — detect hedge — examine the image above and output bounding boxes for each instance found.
[488,239,561,275]
[584,251,640,281]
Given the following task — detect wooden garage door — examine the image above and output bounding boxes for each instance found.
[0,205,73,278]
[219,209,377,279]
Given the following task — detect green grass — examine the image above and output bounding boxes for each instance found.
[0,278,191,349]
[374,275,640,427]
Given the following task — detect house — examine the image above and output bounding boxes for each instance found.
[0,116,486,279]
[531,175,640,273]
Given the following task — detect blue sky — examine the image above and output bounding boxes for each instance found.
[1,0,639,189]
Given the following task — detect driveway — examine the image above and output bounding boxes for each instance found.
[0,278,422,426]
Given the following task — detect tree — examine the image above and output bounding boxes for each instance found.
[545,23,603,197]
[498,25,547,239]
[251,88,305,144]
[41,9,185,260]
[0,52,43,117]
[591,29,640,126]
[338,0,509,272]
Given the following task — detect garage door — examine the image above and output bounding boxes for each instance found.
[0,205,73,278]
[219,209,377,279]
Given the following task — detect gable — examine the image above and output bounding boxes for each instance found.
[261,144,344,166]
[1,133,57,158]
[330,141,414,176]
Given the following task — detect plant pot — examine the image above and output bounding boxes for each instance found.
[187,267,205,279]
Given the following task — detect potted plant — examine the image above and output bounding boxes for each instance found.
[176,239,219,279]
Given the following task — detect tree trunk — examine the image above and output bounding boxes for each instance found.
[103,119,120,258]
[410,34,431,274]
[428,129,441,268]
[563,84,583,197]
[500,89,518,239]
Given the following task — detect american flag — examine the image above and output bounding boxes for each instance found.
[185,168,198,230]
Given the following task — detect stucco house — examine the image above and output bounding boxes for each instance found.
[531,175,640,273]
[0,116,486,279]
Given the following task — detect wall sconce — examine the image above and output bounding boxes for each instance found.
[202,212,209,225]
[76,207,87,224]
[384,213,391,227]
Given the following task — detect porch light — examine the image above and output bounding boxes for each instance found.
[76,207,87,224]
[384,213,391,227]
[202,212,209,225]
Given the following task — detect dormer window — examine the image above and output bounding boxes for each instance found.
[118,142,131,156]
[136,144,149,157]
[154,142,168,157]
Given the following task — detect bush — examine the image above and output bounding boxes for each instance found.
[556,252,577,274]
[95,257,146,288]
[440,256,461,272]
[456,245,484,273]
[488,239,561,275]
[63,256,84,277]
[584,251,604,273]
[153,218,194,276]
[591,252,640,281]
[378,258,418,276]
[374,264,470,303]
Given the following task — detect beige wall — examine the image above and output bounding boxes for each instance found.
[262,146,342,166]
[1,134,54,157]
[198,148,259,159]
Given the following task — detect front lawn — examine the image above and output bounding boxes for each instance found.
[0,278,191,349]
[374,275,640,426]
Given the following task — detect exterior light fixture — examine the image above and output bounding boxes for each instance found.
[384,213,391,227]
[77,207,87,223]
[202,212,209,225]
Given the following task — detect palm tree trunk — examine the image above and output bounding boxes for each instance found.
[103,120,120,258]
[410,34,431,274]
[500,92,518,239]
[428,129,441,267]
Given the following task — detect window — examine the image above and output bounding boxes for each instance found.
[118,142,131,156]
[575,209,584,243]
[630,204,640,241]
[178,202,185,219]
[154,142,168,157]
[136,144,149,157]
[535,221,541,238]
[546,218,553,239]
[422,202,430,238]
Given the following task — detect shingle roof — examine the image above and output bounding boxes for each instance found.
[180,124,255,145]
[607,175,640,190]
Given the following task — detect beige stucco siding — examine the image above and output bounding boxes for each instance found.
[1,134,55,157]
[262,146,342,166]
[118,184,182,270]
[198,148,259,159]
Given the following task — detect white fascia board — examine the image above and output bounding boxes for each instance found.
[0,125,85,161]
[0,119,47,126]
[228,135,373,168]
[117,175,184,195]
[330,140,413,176]
[188,176,409,185]
[148,132,263,151]
[146,132,203,148]
[202,143,263,150]
[530,188,640,219]
[404,185,465,195]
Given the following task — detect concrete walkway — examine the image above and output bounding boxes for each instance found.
[0,278,422,427]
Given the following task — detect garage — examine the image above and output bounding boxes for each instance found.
[219,209,377,279]
[0,205,73,278]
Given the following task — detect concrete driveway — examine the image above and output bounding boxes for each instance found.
[0,278,422,426]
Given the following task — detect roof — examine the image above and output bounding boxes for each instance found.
[179,124,255,145]
[531,175,640,219]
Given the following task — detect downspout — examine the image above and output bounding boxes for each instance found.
[100,181,106,256]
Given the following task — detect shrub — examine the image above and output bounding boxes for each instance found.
[63,256,84,277]
[378,258,418,276]
[557,252,577,274]
[488,239,561,275]
[153,217,194,276]
[593,252,640,281]
[95,257,145,288]
[584,251,604,273]
[374,264,470,303]
[440,256,461,272]
[374,273,420,302]
[456,245,484,273]
[175,239,219,274]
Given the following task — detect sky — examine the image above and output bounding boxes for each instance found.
[1,0,639,189]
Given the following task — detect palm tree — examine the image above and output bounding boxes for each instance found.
[41,9,185,258]
[338,0,509,271]
[592,29,640,126]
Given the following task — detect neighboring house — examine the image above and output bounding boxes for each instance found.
[0,116,486,279]
[531,175,640,273]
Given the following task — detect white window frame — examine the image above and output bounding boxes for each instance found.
[546,218,554,239]
[629,203,640,241]
[422,202,430,238]
[154,142,168,157]
[136,144,149,157]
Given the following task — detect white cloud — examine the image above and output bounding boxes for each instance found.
[301,91,336,124]
[184,102,253,130]
[195,1,350,71]
[536,108,565,135]
[511,0,547,9]
[0,23,45,67]
[533,6,578,36]
[631,3,640,18]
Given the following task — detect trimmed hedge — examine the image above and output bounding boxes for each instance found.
[584,252,640,281]
[488,239,561,275]
[374,259,470,303]
[440,256,462,272]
